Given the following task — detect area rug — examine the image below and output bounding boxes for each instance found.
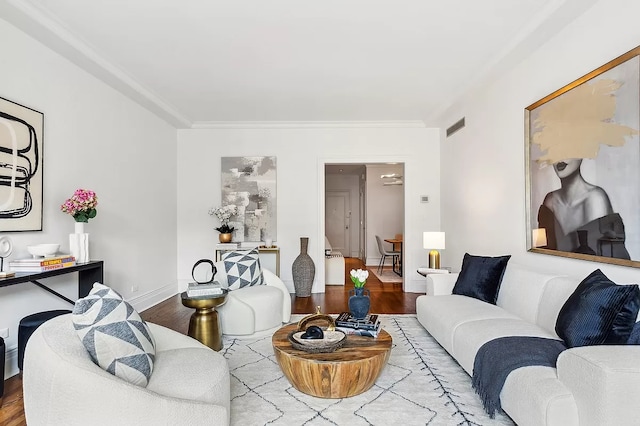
[221,315,514,426]
[368,268,403,284]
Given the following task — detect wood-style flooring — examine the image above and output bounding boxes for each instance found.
[0,257,419,425]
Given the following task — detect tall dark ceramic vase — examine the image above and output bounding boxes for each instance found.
[348,287,371,319]
[292,237,315,297]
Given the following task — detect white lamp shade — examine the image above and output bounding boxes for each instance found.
[423,232,445,250]
[532,228,548,248]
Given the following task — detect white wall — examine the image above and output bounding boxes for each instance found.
[177,126,440,294]
[365,164,404,266]
[325,172,360,257]
[0,18,178,378]
[438,0,640,285]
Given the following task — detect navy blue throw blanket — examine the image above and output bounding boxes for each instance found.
[472,336,567,418]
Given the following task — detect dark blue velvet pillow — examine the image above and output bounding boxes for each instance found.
[451,253,511,304]
[555,269,640,348]
[627,322,640,345]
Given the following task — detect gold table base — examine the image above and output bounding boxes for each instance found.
[180,291,227,351]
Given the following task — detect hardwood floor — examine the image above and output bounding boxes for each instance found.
[0,257,419,425]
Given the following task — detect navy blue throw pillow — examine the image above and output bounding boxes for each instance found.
[555,269,640,348]
[451,253,511,304]
[627,322,640,345]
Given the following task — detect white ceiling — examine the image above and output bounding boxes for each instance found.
[1,0,598,128]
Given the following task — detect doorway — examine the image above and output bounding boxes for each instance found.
[324,163,404,282]
[325,164,365,259]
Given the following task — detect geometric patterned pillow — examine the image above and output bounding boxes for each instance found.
[221,248,265,290]
[72,282,156,387]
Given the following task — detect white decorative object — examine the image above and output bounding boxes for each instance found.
[70,222,89,263]
[27,243,60,258]
[0,235,13,271]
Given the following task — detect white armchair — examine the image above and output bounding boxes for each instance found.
[23,314,230,426]
[215,263,291,338]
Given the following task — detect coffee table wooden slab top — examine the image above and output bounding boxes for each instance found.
[272,323,392,399]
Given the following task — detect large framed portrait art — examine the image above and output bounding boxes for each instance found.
[526,46,640,268]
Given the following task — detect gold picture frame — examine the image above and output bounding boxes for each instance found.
[525,45,640,268]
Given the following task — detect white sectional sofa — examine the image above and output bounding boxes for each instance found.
[416,263,640,426]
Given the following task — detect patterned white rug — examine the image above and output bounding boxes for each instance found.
[221,315,515,426]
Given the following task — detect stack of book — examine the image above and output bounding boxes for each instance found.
[334,312,381,338]
[187,281,224,297]
[9,255,76,273]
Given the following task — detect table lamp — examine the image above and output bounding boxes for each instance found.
[423,232,445,269]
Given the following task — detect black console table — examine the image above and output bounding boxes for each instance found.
[0,261,104,305]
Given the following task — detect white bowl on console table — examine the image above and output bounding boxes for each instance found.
[27,244,60,258]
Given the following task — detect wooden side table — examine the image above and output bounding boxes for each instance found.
[180,291,228,351]
[272,323,392,398]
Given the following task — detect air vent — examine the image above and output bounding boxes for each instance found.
[446,117,465,137]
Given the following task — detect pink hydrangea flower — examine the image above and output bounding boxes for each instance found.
[61,189,98,222]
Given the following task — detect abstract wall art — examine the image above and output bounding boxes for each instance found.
[0,97,44,231]
[221,156,276,242]
[525,45,640,267]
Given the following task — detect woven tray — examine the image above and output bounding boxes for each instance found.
[288,329,347,353]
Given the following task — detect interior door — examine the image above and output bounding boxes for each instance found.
[326,191,350,255]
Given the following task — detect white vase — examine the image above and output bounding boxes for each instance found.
[70,222,89,263]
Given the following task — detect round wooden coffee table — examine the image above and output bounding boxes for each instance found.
[181,291,227,351]
[272,323,392,398]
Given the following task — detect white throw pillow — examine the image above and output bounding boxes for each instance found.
[72,283,156,387]
[222,248,265,290]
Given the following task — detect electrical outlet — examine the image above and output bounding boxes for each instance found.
[0,328,8,338]
[131,285,139,293]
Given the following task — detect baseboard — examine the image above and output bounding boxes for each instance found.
[404,278,427,293]
[4,345,18,379]
[128,282,178,312]
[365,256,395,267]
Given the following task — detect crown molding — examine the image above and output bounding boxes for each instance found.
[3,0,192,128]
[190,120,426,129]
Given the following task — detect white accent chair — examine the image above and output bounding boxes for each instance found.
[324,236,345,285]
[23,314,230,426]
[375,235,400,273]
[215,262,291,338]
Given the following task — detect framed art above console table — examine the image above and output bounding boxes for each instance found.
[525,45,640,268]
[220,156,277,243]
